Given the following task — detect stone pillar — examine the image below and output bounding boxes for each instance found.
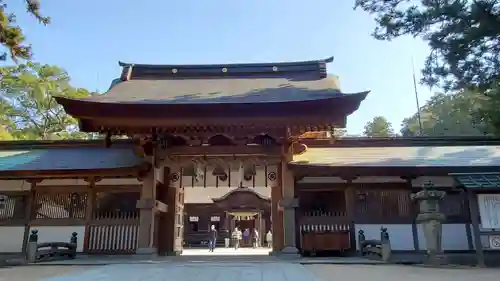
[268,164,284,252]
[136,168,158,255]
[279,162,299,256]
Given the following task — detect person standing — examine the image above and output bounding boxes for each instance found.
[243,228,250,247]
[208,225,217,252]
[266,230,272,248]
[252,228,259,248]
[232,227,242,250]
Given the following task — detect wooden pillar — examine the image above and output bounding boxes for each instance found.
[136,168,159,254]
[343,178,357,253]
[279,161,299,254]
[83,179,95,253]
[467,189,486,267]
[22,182,36,253]
[165,166,184,255]
[269,164,284,252]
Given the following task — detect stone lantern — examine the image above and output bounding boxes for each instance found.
[411,180,447,265]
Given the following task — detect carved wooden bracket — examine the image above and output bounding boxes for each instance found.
[136,199,168,213]
[158,155,282,168]
[278,197,299,211]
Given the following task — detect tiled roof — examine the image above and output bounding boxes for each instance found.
[291,146,500,167]
[450,173,500,189]
[66,76,368,105]
[184,186,270,204]
[57,58,370,105]
[0,147,144,171]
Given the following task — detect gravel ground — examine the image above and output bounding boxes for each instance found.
[305,264,500,281]
[0,265,96,281]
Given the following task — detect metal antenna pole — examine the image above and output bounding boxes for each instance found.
[412,57,424,136]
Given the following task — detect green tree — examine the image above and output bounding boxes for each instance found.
[0,126,13,140]
[354,0,500,91]
[401,91,490,136]
[363,116,395,137]
[0,62,91,140]
[1,0,50,62]
[354,0,500,134]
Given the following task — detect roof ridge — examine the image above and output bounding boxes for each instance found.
[118,57,334,81]
[118,56,334,69]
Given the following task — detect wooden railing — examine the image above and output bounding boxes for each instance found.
[86,212,139,254]
[299,212,352,255]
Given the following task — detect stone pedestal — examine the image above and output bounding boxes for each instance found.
[278,197,300,258]
[411,181,447,265]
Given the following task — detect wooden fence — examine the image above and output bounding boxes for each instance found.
[0,188,141,254]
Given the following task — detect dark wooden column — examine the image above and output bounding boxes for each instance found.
[164,166,184,256]
[343,177,357,253]
[467,189,485,267]
[136,169,157,254]
[269,164,284,252]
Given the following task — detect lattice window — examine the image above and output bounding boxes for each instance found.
[0,194,28,222]
[34,192,87,219]
[356,189,413,220]
[93,191,139,219]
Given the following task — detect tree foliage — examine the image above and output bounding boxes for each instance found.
[0,0,50,62]
[400,91,490,136]
[0,62,91,140]
[355,0,500,134]
[363,116,395,137]
[354,0,500,91]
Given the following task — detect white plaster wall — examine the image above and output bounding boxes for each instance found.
[355,224,414,250]
[0,226,25,253]
[0,180,31,191]
[29,226,85,252]
[418,223,469,251]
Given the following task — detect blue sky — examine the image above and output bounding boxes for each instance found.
[8,0,433,134]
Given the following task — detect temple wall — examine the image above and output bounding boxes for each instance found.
[28,226,86,252]
[470,224,500,250]
[0,226,25,253]
[417,223,470,251]
[355,224,414,250]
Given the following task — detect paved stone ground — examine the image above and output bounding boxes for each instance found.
[182,247,272,256]
[2,262,500,281]
[11,263,319,281]
[306,264,500,281]
[0,266,96,281]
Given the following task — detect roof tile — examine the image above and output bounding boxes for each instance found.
[292,146,500,167]
[0,148,143,171]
